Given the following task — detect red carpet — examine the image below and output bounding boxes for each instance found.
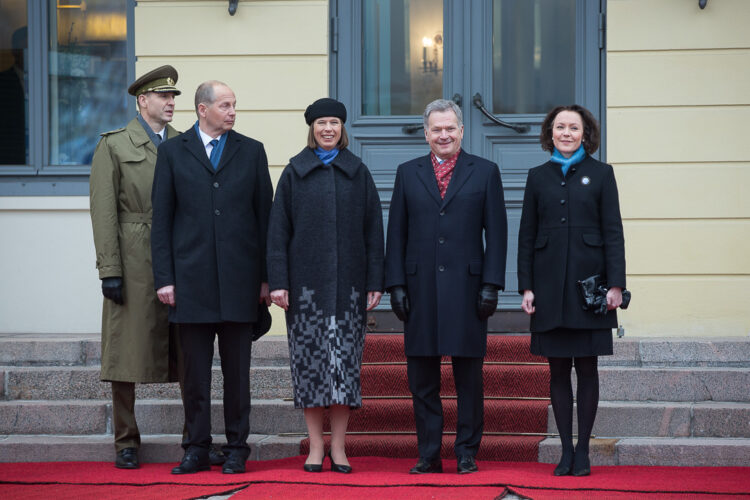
[302,334,551,461]
[2,457,749,499]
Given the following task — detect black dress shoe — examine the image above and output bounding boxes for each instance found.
[409,458,442,474]
[171,453,210,474]
[222,455,246,474]
[328,452,352,474]
[553,451,574,476]
[456,455,478,474]
[572,449,591,477]
[115,447,139,469]
[209,448,226,466]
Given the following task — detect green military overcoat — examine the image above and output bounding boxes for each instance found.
[90,117,179,383]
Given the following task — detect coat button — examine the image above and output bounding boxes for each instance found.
[213,182,219,188]
[438,237,445,244]
[439,210,445,216]
[571,167,576,172]
[438,265,445,272]
[560,199,566,205]
[561,217,566,223]
[215,209,221,216]
[561,181,566,187]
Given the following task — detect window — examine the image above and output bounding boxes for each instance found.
[0,0,133,195]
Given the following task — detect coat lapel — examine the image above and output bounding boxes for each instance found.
[440,150,475,209]
[126,118,153,155]
[415,155,442,206]
[215,130,240,173]
[183,127,215,174]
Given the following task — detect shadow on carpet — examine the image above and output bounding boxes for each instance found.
[1,456,748,500]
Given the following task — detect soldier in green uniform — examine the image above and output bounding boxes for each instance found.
[89,65,182,469]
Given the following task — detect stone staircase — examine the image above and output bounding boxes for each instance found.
[1,333,748,466]
[0,333,305,463]
[539,337,750,466]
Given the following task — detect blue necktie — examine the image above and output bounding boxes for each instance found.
[209,139,220,169]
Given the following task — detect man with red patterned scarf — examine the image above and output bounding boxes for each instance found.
[385,99,508,475]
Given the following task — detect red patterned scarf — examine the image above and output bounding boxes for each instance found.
[431,149,460,198]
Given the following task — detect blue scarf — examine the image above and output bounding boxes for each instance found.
[550,144,586,177]
[314,146,339,165]
[194,121,227,168]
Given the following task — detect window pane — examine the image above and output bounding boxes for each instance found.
[49,0,128,165]
[492,0,575,115]
[362,0,442,116]
[0,0,28,165]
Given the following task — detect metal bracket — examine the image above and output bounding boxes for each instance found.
[228,0,238,15]
[699,0,708,9]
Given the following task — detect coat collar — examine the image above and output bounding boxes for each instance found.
[182,126,216,173]
[414,150,475,208]
[544,152,592,180]
[126,118,179,155]
[289,147,361,179]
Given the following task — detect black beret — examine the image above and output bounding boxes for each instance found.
[304,98,347,125]
[128,65,181,96]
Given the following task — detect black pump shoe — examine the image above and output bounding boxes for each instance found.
[572,449,591,476]
[553,451,574,476]
[303,451,325,472]
[329,452,352,473]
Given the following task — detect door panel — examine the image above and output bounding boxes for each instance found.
[333,0,603,311]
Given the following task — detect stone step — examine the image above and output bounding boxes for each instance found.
[538,436,750,467]
[2,334,748,368]
[0,399,306,435]
[0,334,290,367]
[4,364,747,403]
[546,401,750,438]
[0,434,303,463]
[597,366,750,402]
[2,365,293,400]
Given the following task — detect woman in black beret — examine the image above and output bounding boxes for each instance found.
[517,104,627,477]
[267,98,385,473]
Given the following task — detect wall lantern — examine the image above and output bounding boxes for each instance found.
[229,0,238,16]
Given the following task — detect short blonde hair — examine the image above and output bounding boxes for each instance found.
[307,123,350,150]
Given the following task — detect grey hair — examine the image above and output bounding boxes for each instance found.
[423,99,463,129]
[194,80,227,117]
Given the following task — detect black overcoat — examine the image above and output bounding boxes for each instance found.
[151,127,273,324]
[267,147,384,408]
[517,155,626,332]
[385,150,508,357]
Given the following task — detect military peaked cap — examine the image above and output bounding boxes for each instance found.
[128,65,181,96]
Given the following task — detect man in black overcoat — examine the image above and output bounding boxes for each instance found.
[385,99,508,474]
[151,80,273,475]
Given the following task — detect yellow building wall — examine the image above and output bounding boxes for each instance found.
[135,0,329,334]
[607,0,750,336]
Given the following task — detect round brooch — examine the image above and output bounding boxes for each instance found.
[581,176,590,185]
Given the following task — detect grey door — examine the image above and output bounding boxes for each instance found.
[332,0,604,310]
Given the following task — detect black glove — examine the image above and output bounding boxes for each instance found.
[477,283,498,320]
[389,286,410,322]
[101,277,124,305]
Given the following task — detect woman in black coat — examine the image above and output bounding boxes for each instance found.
[267,98,385,474]
[517,104,626,477]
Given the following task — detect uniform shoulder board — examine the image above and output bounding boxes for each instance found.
[100,127,126,137]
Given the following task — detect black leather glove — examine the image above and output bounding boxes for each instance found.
[101,277,124,305]
[389,286,410,322]
[477,283,498,320]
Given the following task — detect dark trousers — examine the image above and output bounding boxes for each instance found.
[112,381,140,451]
[407,355,484,460]
[179,322,252,460]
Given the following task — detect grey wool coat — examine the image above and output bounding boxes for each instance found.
[267,147,385,408]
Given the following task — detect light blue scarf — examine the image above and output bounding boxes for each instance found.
[550,144,586,177]
[314,146,339,165]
